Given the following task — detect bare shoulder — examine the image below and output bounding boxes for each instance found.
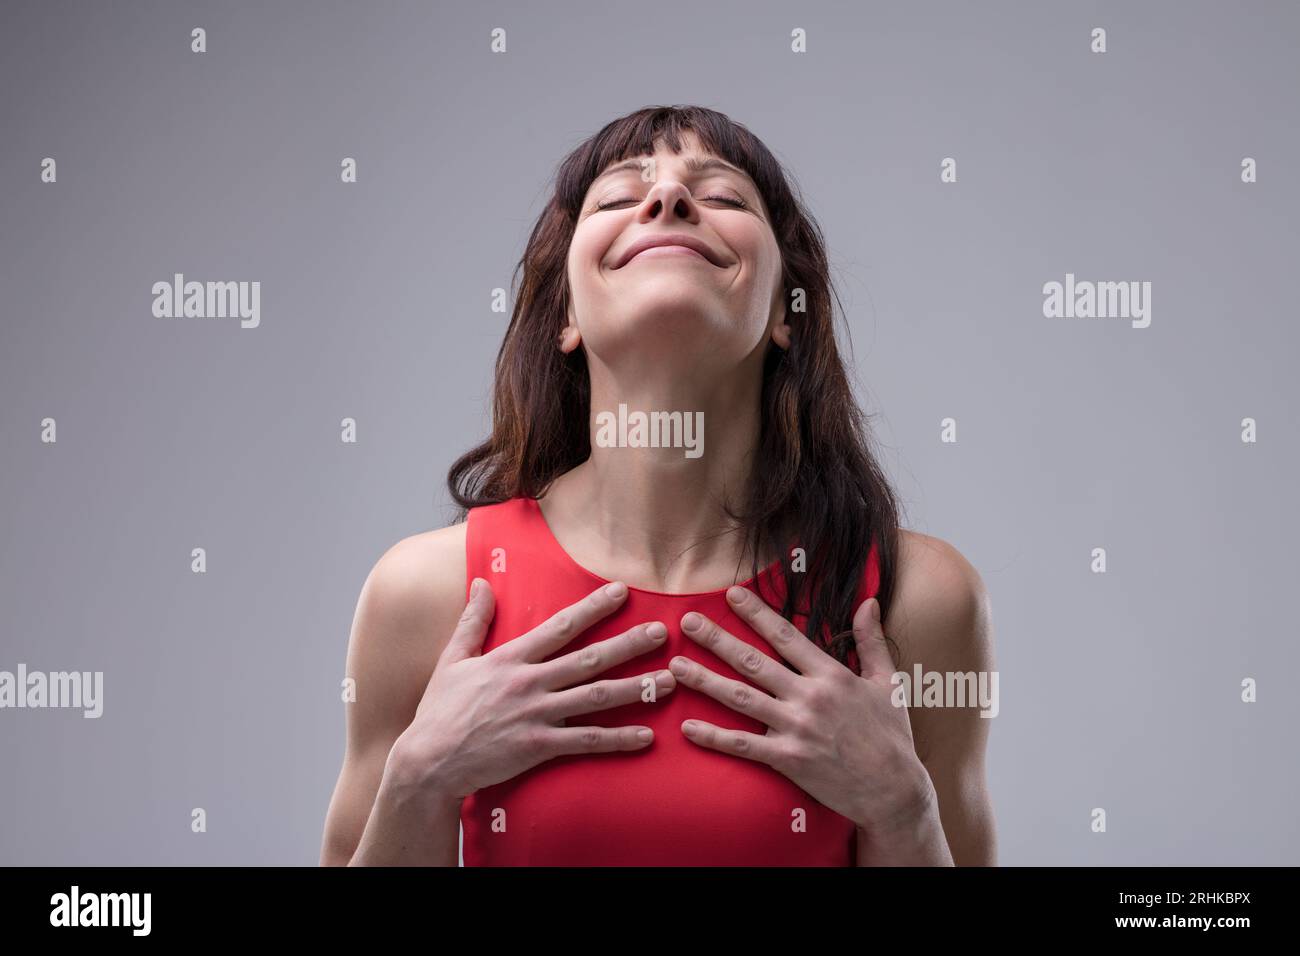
[344,521,469,735]
[359,522,468,642]
[885,529,993,674]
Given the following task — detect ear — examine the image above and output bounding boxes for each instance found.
[770,292,792,349]
[558,306,582,353]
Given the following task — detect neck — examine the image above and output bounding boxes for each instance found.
[539,352,770,591]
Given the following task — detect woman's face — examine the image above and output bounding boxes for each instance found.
[565,130,789,372]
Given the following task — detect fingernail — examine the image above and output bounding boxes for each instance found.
[605,581,627,598]
[636,728,653,742]
[646,622,667,641]
[869,597,880,622]
[682,720,699,735]
[727,586,748,604]
[681,612,703,632]
[470,578,482,598]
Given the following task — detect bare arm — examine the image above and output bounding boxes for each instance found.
[319,523,468,866]
[857,530,998,866]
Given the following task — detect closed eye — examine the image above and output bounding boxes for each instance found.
[595,195,749,211]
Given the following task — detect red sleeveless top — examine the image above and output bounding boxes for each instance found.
[459,496,881,866]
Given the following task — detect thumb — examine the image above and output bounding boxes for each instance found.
[442,577,496,664]
[851,597,894,680]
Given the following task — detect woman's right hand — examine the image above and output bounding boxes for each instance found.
[386,577,676,803]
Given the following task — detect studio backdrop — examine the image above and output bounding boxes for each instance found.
[1,0,1296,865]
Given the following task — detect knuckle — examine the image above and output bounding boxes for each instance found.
[729,682,754,711]
[500,669,534,698]
[513,697,544,724]
[586,681,612,706]
[738,647,766,675]
[579,726,602,750]
[552,613,575,639]
[785,711,813,737]
[518,726,544,753]
[727,732,752,755]
[577,644,603,671]
[770,743,798,773]
[831,668,857,693]
[804,684,832,710]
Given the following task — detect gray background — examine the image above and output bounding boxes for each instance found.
[1,0,1296,865]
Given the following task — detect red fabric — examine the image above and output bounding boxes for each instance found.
[459,496,881,866]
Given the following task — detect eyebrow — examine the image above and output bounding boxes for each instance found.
[591,155,750,186]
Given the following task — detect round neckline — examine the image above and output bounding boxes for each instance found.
[525,496,782,598]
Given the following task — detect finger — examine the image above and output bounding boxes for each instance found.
[442,576,497,664]
[540,723,657,756]
[667,654,790,730]
[852,597,894,679]
[678,611,799,698]
[537,621,669,689]
[543,668,677,722]
[723,586,831,676]
[679,718,783,767]
[507,581,630,663]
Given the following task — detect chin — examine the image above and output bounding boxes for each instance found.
[620,278,727,320]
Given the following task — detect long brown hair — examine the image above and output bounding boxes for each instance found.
[448,105,902,671]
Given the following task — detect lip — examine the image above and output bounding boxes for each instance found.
[614,233,727,269]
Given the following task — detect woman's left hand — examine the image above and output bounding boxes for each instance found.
[672,585,937,840]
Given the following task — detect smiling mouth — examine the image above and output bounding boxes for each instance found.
[624,245,712,265]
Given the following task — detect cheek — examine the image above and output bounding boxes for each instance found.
[734,233,783,307]
[566,227,610,300]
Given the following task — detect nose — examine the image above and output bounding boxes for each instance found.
[636,178,699,225]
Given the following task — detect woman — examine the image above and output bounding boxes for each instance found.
[321,105,996,866]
